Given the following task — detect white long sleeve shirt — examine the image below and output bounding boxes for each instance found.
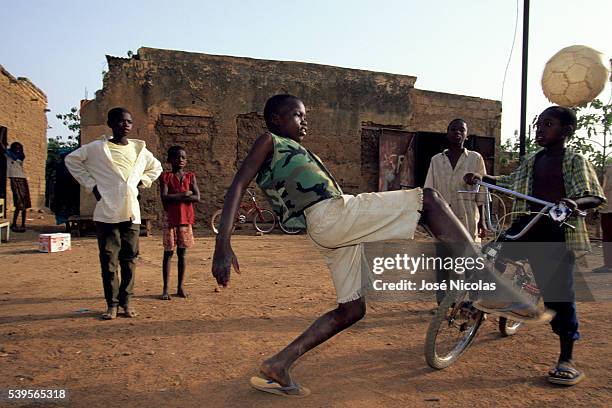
[65,136,162,224]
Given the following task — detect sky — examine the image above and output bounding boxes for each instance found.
[1,0,611,144]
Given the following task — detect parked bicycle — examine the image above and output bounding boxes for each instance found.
[210,189,276,234]
[424,180,585,369]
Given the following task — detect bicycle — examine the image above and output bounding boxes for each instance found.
[424,180,585,369]
[210,189,276,234]
[277,218,303,235]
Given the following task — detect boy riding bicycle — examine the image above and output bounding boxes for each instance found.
[465,106,605,386]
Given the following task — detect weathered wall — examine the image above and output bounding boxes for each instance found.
[0,66,48,212]
[80,47,501,229]
[409,88,501,170]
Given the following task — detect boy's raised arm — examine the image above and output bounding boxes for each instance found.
[212,133,273,287]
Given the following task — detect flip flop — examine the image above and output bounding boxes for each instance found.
[249,376,311,398]
[548,363,586,386]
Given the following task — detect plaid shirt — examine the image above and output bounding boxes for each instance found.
[497,149,605,251]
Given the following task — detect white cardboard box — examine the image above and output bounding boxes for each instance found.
[39,233,71,253]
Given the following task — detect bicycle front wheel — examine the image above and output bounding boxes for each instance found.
[424,290,484,369]
[253,209,276,233]
[210,209,240,234]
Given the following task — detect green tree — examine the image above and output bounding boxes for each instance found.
[55,106,81,147]
[571,99,612,179]
[46,107,81,207]
[500,100,612,179]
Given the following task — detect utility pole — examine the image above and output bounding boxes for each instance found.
[519,0,530,160]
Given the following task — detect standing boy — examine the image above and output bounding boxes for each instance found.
[425,118,488,304]
[66,107,162,320]
[465,106,605,386]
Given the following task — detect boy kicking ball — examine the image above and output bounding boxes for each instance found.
[212,94,549,397]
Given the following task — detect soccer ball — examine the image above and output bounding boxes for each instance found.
[541,45,609,107]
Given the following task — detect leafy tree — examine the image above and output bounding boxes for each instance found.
[571,99,612,179]
[46,107,81,207]
[55,106,81,146]
[500,99,612,179]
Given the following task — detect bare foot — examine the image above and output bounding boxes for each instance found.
[101,306,118,320]
[121,305,138,318]
[260,358,296,392]
[161,292,171,300]
[176,288,188,298]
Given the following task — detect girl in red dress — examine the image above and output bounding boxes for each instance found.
[160,146,201,299]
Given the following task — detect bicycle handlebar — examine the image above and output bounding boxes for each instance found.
[457,180,586,239]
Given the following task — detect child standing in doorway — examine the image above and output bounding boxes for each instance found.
[1,141,31,232]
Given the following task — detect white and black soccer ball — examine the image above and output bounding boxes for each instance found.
[541,45,609,107]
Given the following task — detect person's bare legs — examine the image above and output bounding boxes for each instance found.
[420,188,479,259]
[421,188,543,312]
[11,210,18,230]
[162,250,173,300]
[176,248,188,297]
[260,188,532,391]
[260,297,366,391]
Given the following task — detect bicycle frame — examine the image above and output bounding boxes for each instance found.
[459,180,584,240]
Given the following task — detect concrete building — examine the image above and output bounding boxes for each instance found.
[80,47,501,228]
[0,65,48,216]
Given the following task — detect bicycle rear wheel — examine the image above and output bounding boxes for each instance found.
[278,219,302,235]
[424,290,484,369]
[253,209,276,233]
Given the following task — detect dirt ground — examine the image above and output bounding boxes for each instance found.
[1,214,611,408]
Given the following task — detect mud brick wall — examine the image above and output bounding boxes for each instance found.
[156,114,216,226]
[0,66,48,212]
[80,47,501,229]
[408,89,502,173]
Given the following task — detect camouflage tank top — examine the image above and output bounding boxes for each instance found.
[256,133,343,229]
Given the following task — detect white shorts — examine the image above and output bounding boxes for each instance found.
[304,189,423,303]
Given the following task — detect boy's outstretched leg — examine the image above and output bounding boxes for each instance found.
[256,297,366,394]
[176,248,188,297]
[420,188,550,321]
[162,250,173,300]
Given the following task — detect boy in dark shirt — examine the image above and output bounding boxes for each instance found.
[465,106,605,386]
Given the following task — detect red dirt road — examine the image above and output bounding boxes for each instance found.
[1,220,611,407]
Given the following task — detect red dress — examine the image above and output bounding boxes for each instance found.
[161,171,195,226]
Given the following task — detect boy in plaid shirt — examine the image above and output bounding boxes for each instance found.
[466,106,605,386]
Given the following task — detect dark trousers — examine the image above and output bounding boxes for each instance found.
[96,221,140,308]
[602,213,612,267]
[501,216,579,341]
